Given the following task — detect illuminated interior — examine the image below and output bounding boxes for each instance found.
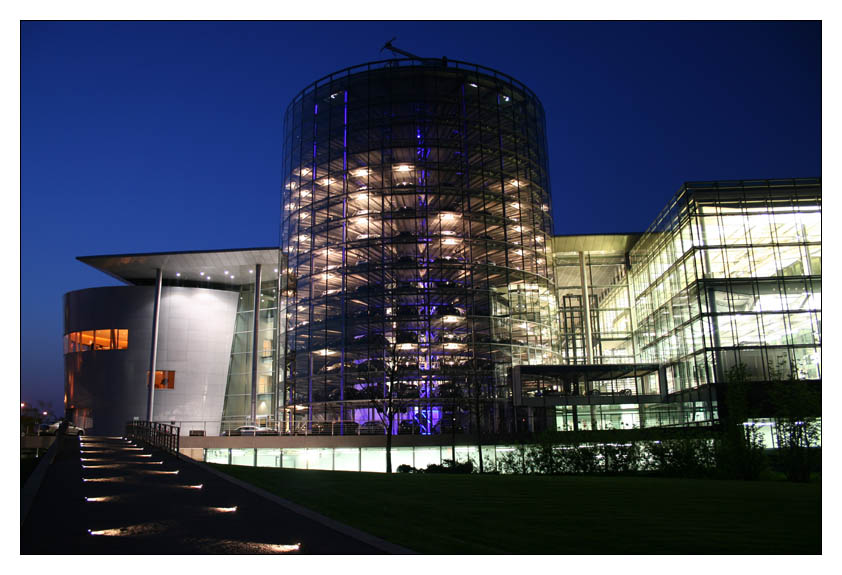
[64,329,128,353]
[279,61,560,435]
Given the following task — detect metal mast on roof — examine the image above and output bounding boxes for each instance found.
[380,38,448,66]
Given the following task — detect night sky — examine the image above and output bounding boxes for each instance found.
[21,21,821,413]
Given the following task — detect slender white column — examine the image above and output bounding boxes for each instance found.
[250,264,263,424]
[146,268,163,421]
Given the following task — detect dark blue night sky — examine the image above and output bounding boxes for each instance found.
[21,21,821,412]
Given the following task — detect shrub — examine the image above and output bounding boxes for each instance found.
[425,459,474,474]
[646,437,716,478]
[396,464,417,474]
[600,442,642,474]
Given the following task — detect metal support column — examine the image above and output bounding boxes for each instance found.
[146,268,163,421]
[578,252,594,363]
[579,252,598,429]
[250,264,263,424]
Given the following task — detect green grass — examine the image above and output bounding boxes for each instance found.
[209,464,821,554]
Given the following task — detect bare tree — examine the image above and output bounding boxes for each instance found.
[359,339,414,474]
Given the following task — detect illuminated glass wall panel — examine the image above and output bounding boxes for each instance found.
[221,280,280,431]
[629,179,821,424]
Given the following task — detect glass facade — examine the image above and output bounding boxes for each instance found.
[629,179,821,424]
[520,179,821,431]
[205,444,499,473]
[279,60,559,436]
[221,279,281,430]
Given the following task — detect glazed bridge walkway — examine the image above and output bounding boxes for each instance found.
[21,434,408,554]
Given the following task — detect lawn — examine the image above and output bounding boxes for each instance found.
[209,464,821,554]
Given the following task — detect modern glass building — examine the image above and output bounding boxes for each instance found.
[279,59,560,436]
[516,178,821,435]
[62,57,820,457]
[629,178,821,424]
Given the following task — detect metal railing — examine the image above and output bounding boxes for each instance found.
[125,421,180,457]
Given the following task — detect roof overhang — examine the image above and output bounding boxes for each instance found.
[78,247,282,286]
[551,233,642,255]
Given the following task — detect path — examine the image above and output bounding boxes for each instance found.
[21,434,395,554]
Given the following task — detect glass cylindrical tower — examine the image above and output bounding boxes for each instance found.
[279,59,560,435]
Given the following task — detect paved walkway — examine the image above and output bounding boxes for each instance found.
[21,435,392,554]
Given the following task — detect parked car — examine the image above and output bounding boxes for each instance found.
[396,330,418,343]
[434,305,463,317]
[398,420,423,435]
[360,421,386,435]
[334,421,359,435]
[310,422,333,435]
[224,425,278,436]
[356,359,386,373]
[48,421,85,436]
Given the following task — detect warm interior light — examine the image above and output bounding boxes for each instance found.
[266,543,301,553]
[210,506,238,513]
[352,168,369,177]
[394,164,414,172]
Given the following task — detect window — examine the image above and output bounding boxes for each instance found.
[147,370,176,389]
[63,329,128,354]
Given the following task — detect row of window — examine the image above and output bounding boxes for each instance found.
[64,329,128,353]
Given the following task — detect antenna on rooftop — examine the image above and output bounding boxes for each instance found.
[380,38,447,67]
[380,37,421,60]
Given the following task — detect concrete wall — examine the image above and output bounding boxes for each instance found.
[64,286,238,436]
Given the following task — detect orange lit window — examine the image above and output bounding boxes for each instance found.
[63,329,129,354]
[150,370,175,389]
[93,329,112,350]
[79,331,95,351]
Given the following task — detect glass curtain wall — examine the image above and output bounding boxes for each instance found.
[279,60,560,436]
[221,279,280,431]
[629,179,821,425]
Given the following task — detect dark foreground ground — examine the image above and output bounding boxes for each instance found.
[21,436,393,554]
[213,464,822,554]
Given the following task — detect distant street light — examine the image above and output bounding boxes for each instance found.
[42,411,48,416]
[21,402,25,408]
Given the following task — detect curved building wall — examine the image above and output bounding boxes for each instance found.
[64,286,239,435]
[280,60,560,434]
